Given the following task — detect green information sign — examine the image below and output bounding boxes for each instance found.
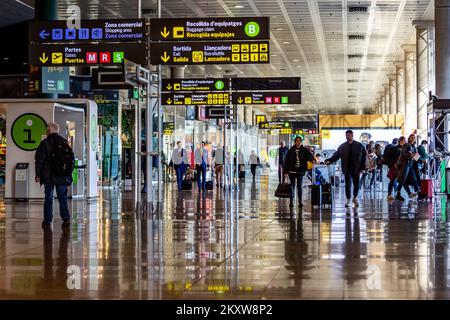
[11,113,47,151]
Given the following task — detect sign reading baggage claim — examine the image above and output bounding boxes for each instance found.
[162,92,230,105]
[232,91,302,105]
[150,17,269,41]
[29,43,147,66]
[150,41,270,65]
[162,79,228,92]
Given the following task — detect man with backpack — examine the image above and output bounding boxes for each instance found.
[35,123,75,228]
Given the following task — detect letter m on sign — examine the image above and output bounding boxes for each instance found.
[86,52,98,64]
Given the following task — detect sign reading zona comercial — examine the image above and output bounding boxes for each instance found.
[150,41,269,65]
[29,19,146,43]
[29,43,147,67]
[162,78,228,92]
[150,17,269,41]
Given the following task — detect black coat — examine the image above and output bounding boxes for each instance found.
[396,143,420,185]
[35,133,73,186]
[284,145,314,175]
[383,144,401,167]
[326,140,366,175]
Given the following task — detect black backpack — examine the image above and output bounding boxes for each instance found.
[49,135,75,177]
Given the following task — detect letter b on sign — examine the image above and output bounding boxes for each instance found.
[245,22,260,37]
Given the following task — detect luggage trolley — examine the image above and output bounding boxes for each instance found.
[311,164,335,208]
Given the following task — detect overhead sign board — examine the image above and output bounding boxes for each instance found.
[150,41,270,65]
[231,77,301,91]
[29,19,146,43]
[41,66,70,94]
[162,92,230,105]
[206,107,234,119]
[258,121,291,130]
[232,91,302,105]
[29,43,147,66]
[163,122,174,135]
[255,115,267,125]
[150,17,269,41]
[162,78,228,92]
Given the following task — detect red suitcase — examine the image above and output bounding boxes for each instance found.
[419,179,433,200]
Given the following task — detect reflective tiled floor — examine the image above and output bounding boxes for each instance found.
[1,175,450,299]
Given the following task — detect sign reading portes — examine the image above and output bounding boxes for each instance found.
[232,91,302,105]
[150,41,269,65]
[29,43,147,66]
[162,92,230,105]
[29,19,146,43]
[150,17,269,41]
[162,79,229,92]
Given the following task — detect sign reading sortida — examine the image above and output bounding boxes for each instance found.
[150,41,269,65]
[162,92,230,105]
[162,79,229,92]
[150,17,269,41]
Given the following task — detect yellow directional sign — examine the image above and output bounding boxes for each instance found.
[52,52,62,64]
[173,27,184,38]
[160,27,170,38]
[237,97,243,103]
[163,92,229,105]
[161,51,170,63]
[39,53,48,64]
[166,84,172,90]
[166,98,172,105]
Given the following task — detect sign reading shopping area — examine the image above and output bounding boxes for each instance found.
[150,17,269,41]
[150,41,269,65]
[29,43,147,67]
[232,91,302,105]
[162,79,228,92]
[162,92,230,105]
[29,19,146,43]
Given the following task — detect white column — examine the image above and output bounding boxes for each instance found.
[403,44,417,135]
[414,21,434,140]
[396,62,406,116]
[389,75,397,114]
[384,84,390,115]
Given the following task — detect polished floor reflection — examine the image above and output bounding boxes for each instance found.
[0,175,449,299]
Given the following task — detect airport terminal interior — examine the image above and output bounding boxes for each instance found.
[1,0,450,300]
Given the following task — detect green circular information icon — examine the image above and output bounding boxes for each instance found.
[11,113,47,151]
[245,22,260,37]
[215,80,225,90]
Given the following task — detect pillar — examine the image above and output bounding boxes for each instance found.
[389,75,397,114]
[381,94,386,114]
[414,20,434,140]
[403,44,417,135]
[435,1,450,98]
[396,62,406,117]
[384,84,390,115]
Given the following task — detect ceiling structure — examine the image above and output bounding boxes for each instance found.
[0,0,435,117]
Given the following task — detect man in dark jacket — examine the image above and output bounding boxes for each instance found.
[383,138,401,200]
[35,123,73,228]
[325,130,366,208]
[277,140,289,183]
[284,136,315,208]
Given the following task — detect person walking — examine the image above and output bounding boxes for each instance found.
[276,141,289,183]
[249,150,259,182]
[35,123,75,228]
[171,141,189,191]
[194,141,209,191]
[383,138,402,200]
[284,136,315,208]
[395,134,421,201]
[417,140,429,175]
[213,146,224,188]
[325,130,366,208]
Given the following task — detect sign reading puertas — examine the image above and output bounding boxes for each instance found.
[150,17,269,41]
[150,41,269,65]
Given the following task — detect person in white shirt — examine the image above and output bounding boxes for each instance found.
[171,141,189,191]
[194,141,209,191]
[213,146,224,187]
[249,150,259,182]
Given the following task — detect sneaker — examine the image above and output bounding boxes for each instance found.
[345,199,352,208]
[62,219,71,228]
[352,197,359,207]
[409,192,418,199]
[395,194,405,201]
[387,195,395,201]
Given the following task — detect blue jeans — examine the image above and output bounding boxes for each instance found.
[44,184,70,223]
[175,164,186,190]
[289,173,304,202]
[196,163,206,189]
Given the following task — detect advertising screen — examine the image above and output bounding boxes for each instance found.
[321,128,402,150]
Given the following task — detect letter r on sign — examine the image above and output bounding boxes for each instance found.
[100,52,111,63]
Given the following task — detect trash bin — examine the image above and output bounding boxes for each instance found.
[14,163,29,201]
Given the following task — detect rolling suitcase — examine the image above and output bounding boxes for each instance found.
[311,184,322,207]
[205,169,214,190]
[311,164,334,208]
[419,179,433,201]
[321,183,333,207]
[239,165,246,179]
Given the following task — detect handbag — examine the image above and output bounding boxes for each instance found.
[275,178,292,198]
[387,165,397,180]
